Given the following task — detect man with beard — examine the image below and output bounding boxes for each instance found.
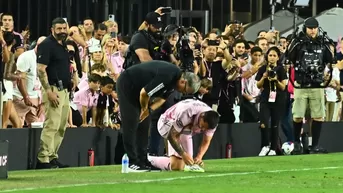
[36,18,72,169]
[123,9,163,69]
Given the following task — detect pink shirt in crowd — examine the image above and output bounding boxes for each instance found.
[78,72,89,90]
[288,67,295,99]
[107,51,124,74]
[73,88,99,114]
[241,63,260,102]
[160,99,217,138]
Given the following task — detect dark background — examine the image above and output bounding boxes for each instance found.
[0,0,342,40]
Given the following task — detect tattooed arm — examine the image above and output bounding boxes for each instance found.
[37,63,51,92]
[4,53,21,81]
[167,126,184,155]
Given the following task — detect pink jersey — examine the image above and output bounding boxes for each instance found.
[158,99,216,138]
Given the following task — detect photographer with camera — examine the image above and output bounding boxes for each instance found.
[256,47,287,156]
[123,8,164,69]
[287,17,333,154]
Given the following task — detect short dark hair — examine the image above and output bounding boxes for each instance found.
[0,13,13,21]
[119,36,131,44]
[83,17,93,24]
[257,30,267,37]
[95,23,107,31]
[52,17,67,27]
[203,110,220,129]
[254,37,268,45]
[100,76,115,86]
[233,39,246,47]
[251,46,263,54]
[88,74,102,83]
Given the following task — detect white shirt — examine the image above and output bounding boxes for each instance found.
[325,67,340,102]
[87,38,100,47]
[13,50,40,99]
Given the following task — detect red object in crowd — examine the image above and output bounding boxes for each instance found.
[88,148,94,166]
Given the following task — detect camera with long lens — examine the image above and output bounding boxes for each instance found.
[267,66,277,79]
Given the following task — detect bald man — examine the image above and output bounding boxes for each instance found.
[13,36,47,127]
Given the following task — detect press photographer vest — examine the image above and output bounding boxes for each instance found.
[123,30,160,70]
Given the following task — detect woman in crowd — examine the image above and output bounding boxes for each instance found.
[255,47,287,156]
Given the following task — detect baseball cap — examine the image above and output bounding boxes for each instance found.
[145,12,163,29]
[304,17,319,28]
[183,72,201,94]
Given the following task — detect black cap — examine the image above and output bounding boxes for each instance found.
[304,17,319,28]
[145,12,163,29]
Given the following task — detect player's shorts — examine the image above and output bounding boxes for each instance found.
[157,115,193,158]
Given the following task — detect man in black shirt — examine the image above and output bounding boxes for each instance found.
[36,18,74,169]
[123,10,163,69]
[116,60,201,172]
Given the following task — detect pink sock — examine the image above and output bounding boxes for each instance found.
[148,156,171,170]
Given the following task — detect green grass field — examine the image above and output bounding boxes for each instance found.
[0,154,343,193]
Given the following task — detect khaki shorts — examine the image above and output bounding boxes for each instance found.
[292,88,325,119]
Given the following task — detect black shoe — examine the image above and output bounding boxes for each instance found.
[50,159,70,168]
[128,164,150,173]
[309,146,328,154]
[292,142,303,155]
[145,161,162,172]
[36,161,58,170]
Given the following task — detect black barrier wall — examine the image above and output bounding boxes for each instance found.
[1,122,343,171]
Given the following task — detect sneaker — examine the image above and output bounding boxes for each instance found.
[258,146,270,156]
[292,142,303,155]
[267,150,276,156]
[50,159,69,168]
[128,164,150,173]
[184,164,205,173]
[309,146,328,154]
[36,161,58,170]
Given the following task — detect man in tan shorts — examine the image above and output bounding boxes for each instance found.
[288,17,333,154]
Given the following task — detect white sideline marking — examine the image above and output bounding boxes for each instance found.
[0,166,341,192]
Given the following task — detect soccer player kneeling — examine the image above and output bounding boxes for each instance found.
[148,99,220,172]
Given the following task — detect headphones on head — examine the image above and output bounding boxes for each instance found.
[302,17,310,33]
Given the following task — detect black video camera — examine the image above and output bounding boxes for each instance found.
[175,26,195,72]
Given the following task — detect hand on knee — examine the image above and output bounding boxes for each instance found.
[293,118,303,123]
[313,118,324,122]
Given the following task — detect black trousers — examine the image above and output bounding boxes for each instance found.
[259,102,283,150]
[116,73,150,165]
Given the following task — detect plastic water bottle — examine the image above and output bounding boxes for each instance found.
[121,154,129,173]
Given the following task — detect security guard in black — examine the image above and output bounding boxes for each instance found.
[37,35,71,89]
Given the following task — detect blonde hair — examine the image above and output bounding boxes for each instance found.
[101,34,111,47]
[102,20,117,32]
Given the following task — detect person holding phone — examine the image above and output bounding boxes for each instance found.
[255,47,287,156]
